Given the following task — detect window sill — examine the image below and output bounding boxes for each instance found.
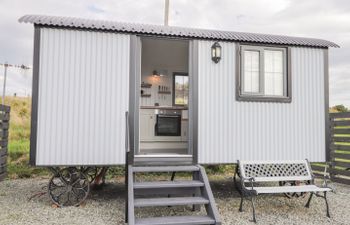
[236,94,292,103]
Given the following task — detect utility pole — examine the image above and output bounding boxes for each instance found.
[164,0,170,26]
[2,63,8,105]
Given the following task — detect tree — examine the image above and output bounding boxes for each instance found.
[332,104,348,113]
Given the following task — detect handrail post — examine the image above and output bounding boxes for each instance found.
[125,111,130,223]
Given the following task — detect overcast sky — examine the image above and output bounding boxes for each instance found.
[0,0,349,107]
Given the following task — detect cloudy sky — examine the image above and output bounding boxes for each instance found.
[0,0,349,107]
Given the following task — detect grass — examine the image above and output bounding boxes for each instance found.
[4,96,48,178]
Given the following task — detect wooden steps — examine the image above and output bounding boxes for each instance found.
[135,215,215,225]
[134,196,209,207]
[134,180,204,189]
[132,165,200,173]
[127,165,221,225]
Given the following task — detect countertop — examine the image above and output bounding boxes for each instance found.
[140,106,188,110]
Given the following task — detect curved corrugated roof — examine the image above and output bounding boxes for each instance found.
[19,14,339,48]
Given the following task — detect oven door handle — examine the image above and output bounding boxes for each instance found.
[157,115,181,118]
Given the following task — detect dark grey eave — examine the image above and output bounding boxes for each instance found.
[19,14,339,48]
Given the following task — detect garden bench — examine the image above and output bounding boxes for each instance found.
[234,160,332,222]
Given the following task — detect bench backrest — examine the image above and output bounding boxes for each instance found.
[238,160,313,182]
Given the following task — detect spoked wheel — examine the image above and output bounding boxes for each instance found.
[48,167,90,207]
[80,167,98,183]
[279,181,309,198]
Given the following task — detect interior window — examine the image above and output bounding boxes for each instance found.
[173,73,189,105]
[239,45,290,102]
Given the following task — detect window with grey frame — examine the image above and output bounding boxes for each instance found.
[173,72,189,106]
[237,45,291,102]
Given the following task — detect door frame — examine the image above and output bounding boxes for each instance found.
[128,35,198,165]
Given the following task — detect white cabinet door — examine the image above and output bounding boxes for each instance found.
[140,114,151,141]
[140,109,156,141]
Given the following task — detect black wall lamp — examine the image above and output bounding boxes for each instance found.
[211,42,222,63]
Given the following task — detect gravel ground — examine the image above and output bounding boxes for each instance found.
[0,176,349,225]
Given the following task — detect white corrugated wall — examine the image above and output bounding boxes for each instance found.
[36,28,130,165]
[197,41,325,163]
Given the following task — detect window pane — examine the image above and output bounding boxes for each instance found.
[264,50,284,96]
[174,75,189,105]
[243,50,260,93]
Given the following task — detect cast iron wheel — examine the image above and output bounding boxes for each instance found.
[279,181,309,198]
[48,167,90,207]
[81,167,98,183]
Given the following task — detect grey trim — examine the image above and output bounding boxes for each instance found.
[236,43,292,103]
[287,47,292,101]
[172,72,189,107]
[198,166,222,224]
[134,157,193,166]
[19,15,339,48]
[29,26,41,166]
[128,35,141,165]
[127,165,135,225]
[324,49,330,162]
[189,40,199,164]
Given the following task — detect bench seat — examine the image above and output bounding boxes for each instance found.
[235,160,332,222]
[249,185,331,194]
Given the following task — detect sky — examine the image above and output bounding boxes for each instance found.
[0,0,349,107]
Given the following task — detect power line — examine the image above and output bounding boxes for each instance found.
[0,62,31,105]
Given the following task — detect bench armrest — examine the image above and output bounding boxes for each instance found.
[243,177,255,183]
[241,177,258,194]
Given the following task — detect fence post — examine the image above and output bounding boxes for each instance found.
[328,112,350,185]
[0,104,10,182]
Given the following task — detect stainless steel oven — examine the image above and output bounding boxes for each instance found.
[155,110,181,136]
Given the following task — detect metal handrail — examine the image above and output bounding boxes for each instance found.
[125,111,130,153]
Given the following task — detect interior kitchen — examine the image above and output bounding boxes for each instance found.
[139,37,190,156]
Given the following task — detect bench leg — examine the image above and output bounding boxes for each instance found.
[239,195,244,212]
[324,192,330,218]
[305,193,313,208]
[250,196,257,223]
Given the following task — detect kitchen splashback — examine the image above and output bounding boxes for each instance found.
[140,74,173,106]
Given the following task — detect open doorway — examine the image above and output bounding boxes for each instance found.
[138,37,190,156]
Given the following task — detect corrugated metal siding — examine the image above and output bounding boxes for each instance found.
[197,41,325,163]
[19,15,339,48]
[36,28,130,166]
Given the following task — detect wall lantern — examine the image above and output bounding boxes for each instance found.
[152,69,168,77]
[152,70,160,77]
[211,42,222,63]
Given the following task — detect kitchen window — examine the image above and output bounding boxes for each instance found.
[237,45,291,102]
[173,73,189,106]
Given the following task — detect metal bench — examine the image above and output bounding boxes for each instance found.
[234,160,332,222]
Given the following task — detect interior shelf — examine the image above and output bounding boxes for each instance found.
[141,83,152,88]
[158,91,171,94]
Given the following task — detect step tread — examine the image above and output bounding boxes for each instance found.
[133,165,200,173]
[134,180,204,189]
[134,196,209,207]
[135,215,215,225]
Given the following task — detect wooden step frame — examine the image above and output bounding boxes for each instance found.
[126,164,221,225]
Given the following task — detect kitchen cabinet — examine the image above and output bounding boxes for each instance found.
[140,108,189,142]
[140,109,155,141]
